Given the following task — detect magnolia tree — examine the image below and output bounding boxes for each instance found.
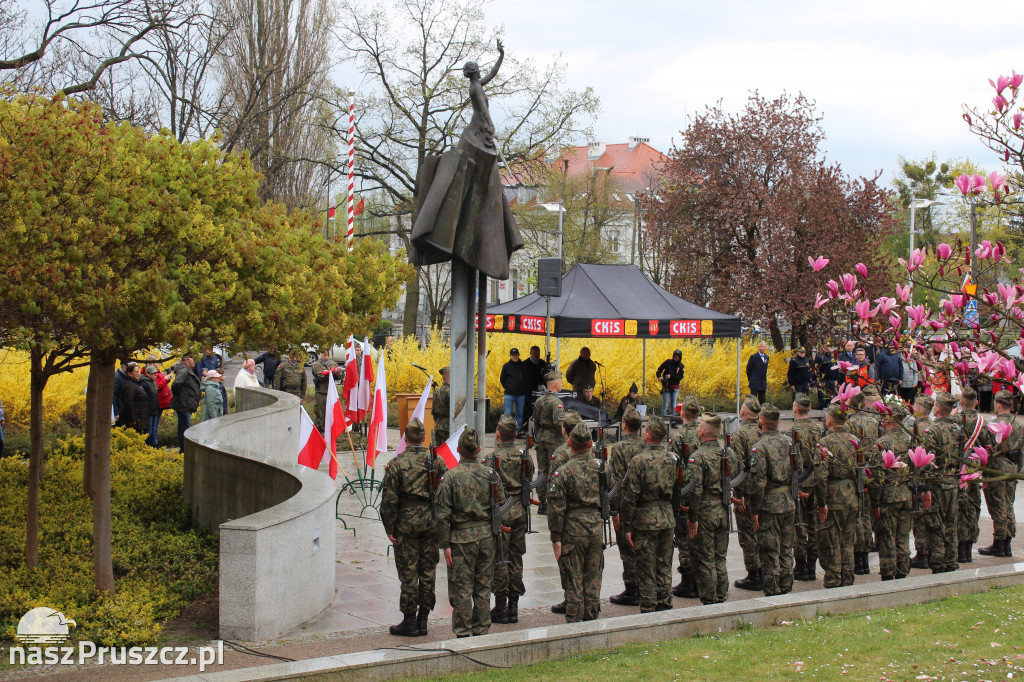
[807,71,1024,490]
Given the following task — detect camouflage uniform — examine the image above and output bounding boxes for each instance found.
[619,418,676,612]
[905,395,934,562]
[380,420,449,629]
[548,421,604,622]
[549,410,583,474]
[848,395,881,558]
[957,407,994,549]
[431,372,450,446]
[732,412,763,580]
[789,411,824,575]
[273,358,307,399]
[984,407,1022,546]
[310,357,338,432]
[870,424,912,579]
[748,414,795,596]
[608,417,645,600]
[814,409,859,588]
[482,426,533,604]
[435,429,505,637]
[671,416,701,580]
[684,416,741,604]
[532,387,565,507]
[919,395,962,573]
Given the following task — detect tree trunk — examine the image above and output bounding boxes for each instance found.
[86,349,117,593]
[83,358,99,499]
[25,347,46,569]
[769,318,785,352]
[403,265,421,338]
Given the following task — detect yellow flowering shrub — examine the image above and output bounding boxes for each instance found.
[0,349,89,430]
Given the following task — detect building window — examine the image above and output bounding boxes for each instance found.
[490,278,500,303]
[610,231,620,253]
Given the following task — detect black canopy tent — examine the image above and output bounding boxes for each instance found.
[485,264,745,414]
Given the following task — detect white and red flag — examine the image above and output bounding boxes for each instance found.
[343,337,361,423]
[365,350,388,468]
[396,376,432,455]
[435,424,466,470]
[324,369,347,479]
[296,406,327,471]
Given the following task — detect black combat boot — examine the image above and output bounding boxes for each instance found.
[416,607,429,636]
[508,596,519,623]
[1004,538,1013,557]
[881,575,894,581]
[910,551,930,569]
[678,573,699,599]
[853,552,869,575]
[550,600,566,614]
[956,542,966,564]
[792,558,807,581]
[978,536,1003,557]
[800,557,817,581]
[389,612,420,637]
[734,569,763,591]
[490,596,510,624]
[611,585,641,605]
[963,542,973,562]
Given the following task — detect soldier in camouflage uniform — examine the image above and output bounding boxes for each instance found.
[906,393,934,569]
[430,367,451,446]
[979,389,1022,557]
[957,387,994,563]
[311,351,342,432]
[608,405,646,606]
[547,409,582,614]
[533,370,565,513]
[435,428,506,637]
[870,401,913,580]
[920,391,962,573]
[273,353,307,399]
[814,403,859,588]
[848,387,881,575]
[790,393,823,581]
[684,413,741,604]
[381,418,449,636]
[484,414,533,624]
[548,421,605,622]
[732,395,764,591]
[670,395,701,598]
[748,403,796,596]
[619,416,676,612]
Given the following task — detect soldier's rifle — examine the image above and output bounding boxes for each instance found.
[427,442,439,516]
[790,431,811,528]
[855,444,869,525]
[723,434,743,533]
[596,429,615,549]
[957,430,967,504]
[522,435,539,534]
[490,467,515,567]
[911,420,923,515]
[673,442,696,524]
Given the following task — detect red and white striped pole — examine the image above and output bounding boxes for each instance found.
[346,91,356,253]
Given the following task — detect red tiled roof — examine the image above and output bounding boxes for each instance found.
[503,141,668,195]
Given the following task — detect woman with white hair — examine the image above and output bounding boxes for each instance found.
[234,358,260,400]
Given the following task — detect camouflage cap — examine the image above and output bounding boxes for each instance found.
[742,394,762,414]
[849,391,867,408]
[680,395,700,414]
[544,369,562,383]
[915,393,934,410]
[886,401,910,421]
[458,427,481,455]
[760,403,781,421]
[622,405,643,430]
[496,414,518,435]
[793,392,812,408]
[825,403,848,421]
[861,384,881,398]
[562,409,582,430]
[994,389,1014,404]
[934,391,957,409]
[960,386,978,402]
[700,412,722,429]
[439,366,450,376]
[645,415,668,441]
[569,419,593,447]
[405,417,426,441]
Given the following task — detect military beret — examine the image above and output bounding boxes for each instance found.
[496,414,518,434]
[569,420,593,447]
[680,395,701,414]
[960,386,978,402]
[742,394,761,413]
[700,412,722,429]
[793,392,811,408]
[629,382,639,394]
[862,384,881,398]
[915,394,934,409]
[849,391,866,408]
[544,369,562,382]
[646,415,668,441]
[458,427,480,455]
[439,366,450,375]
[760,403,781,421]
[994,389,1014,404]
[562,409,582,430]
[622,405,642,430]
[826,403,848,421]
[934,391,957,409]
[405,417,426,441]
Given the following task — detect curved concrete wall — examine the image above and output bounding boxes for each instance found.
[183,387,336,641]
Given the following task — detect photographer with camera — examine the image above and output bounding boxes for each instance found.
[656,350,685,417]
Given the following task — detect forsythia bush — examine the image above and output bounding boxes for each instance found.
[0,349,89,430]
[0,429,218,647]
[383,331,793,410]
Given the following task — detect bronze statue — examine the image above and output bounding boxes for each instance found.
[411,39,523,280]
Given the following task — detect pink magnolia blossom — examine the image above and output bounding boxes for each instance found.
[974,351,1002,374]
[950,293,968,309]
[976,240,994,260]
[871,400,892,416]
[990,74,1012,94]
[833,360,854,374]
[898,248,926,272]
[928,319,946,331]
[888,312,901,332]
[814,293,828,309]
[908,447,934,469]
[1011,70,1024,90]
[970,446,989,467]
[1014,112,1023,130]
[941,299,956,317]
[832,382,860,406]
[954,359,971,378]
[998,282,1018,308]
[993,95,1008,112]
[983,292,999,306]
[875,296,897,316]
[907,305,928,330]
[855,262,868,278]
[936,243,952,260]
[896,283,912,303]
[992,241,1007,261]
[989,171,1009,193]
[881,450,906,469]
[988,420,1013,444]
[971,174,988,193]
[1001,359,1018,381]
[959,467,982,488]
[955,174,972,195]
[808,255,829,272]
[855,298,879,321]
[840,273,858,295]
[826,279,840,299]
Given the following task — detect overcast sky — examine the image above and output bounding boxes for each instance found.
[482,0,1024,185]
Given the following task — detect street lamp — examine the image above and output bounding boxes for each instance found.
[908,195,945,287]
[535,201,564,261]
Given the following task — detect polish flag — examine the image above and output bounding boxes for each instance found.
[343,337,362,423]
[435,425,467,470]
[360,336,375,405]
[396,376,432,455]
[324,370,347,479]
[365,350,388,468]
[297,406,327,471]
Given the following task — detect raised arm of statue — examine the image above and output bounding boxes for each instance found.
[480,39,504,86]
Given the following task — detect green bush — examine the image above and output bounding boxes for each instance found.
[0,429,218,647]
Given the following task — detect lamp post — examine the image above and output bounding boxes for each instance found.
[908,195,945,288]
[535,201,564,367]
[536,201,564,261]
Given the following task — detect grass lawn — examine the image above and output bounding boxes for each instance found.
[418,584,1024,681]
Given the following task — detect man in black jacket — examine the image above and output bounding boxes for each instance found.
[254,347,281,388]
[170,356,202,451]
[500,348,530,433]
[656,350,684,416]
[746,341,770,403]
[116,363,150,435]
[787,348,812,399]
[522,345,548,433]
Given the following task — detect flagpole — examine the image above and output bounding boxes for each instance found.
[347,91,356,254]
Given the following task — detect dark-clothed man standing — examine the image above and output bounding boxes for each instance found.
[500,348,530,432]
[746,341,770,403]
[787,348,812,398]
[656,350,685,416]
[170,356,201,451]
